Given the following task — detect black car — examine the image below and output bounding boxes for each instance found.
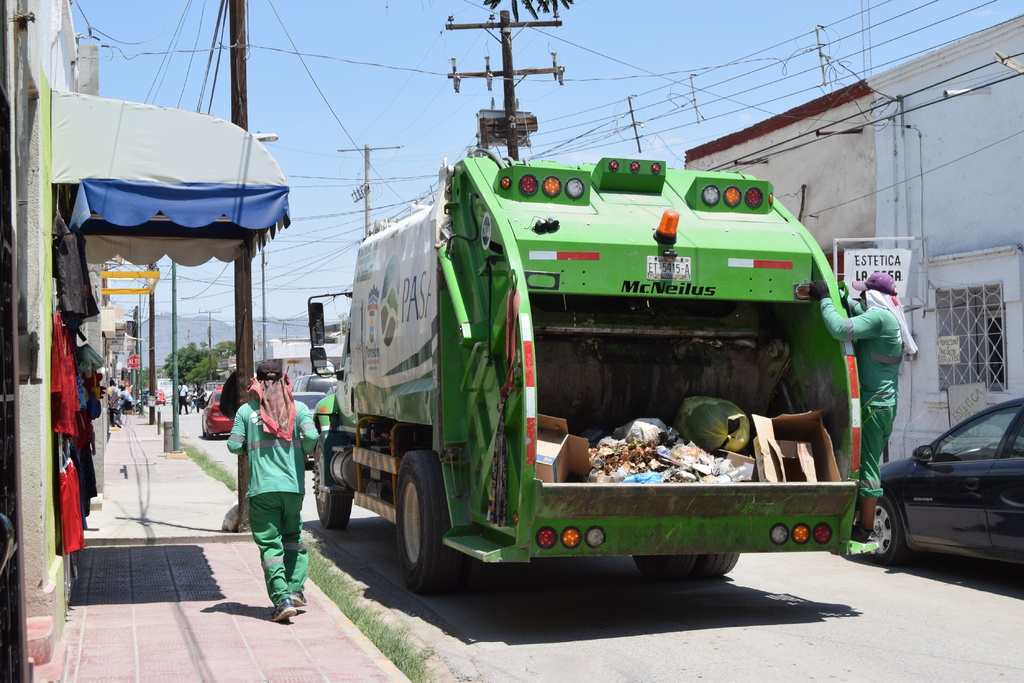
[871,397,1024,566]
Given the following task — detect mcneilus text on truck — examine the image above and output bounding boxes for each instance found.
[306,153,872,594]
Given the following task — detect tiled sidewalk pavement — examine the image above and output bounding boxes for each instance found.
[64,543,401,683]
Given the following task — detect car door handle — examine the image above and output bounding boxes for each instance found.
[964,477,981,491]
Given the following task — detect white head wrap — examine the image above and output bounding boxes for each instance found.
[862,290,918,356]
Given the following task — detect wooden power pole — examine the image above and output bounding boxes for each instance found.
[230,0,253,531]
[447,10,563,160]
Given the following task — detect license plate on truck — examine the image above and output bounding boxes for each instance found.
[647,255,691,281]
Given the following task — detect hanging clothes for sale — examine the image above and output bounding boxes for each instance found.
[58,443,85,554]
[53,212,99,323]
[51,312,80,436]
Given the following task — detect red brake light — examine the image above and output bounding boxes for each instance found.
[813,523,832,544]
[519,174,539,196]
[745,187,764,208]
[654,209,679,245]
[608,160,620,172]
[536,527,557,550]
[629,161,641,173]
[650,162,662,175]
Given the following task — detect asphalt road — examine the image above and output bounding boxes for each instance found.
[177,411,1024,682]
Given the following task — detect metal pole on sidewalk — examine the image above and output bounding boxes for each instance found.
[171,261,180,452]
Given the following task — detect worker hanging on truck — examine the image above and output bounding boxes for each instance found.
[809,272,917,543]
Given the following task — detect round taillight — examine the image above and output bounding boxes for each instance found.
[536,527,557,550]
[770,523,789,545]
[542,176,562,197]
[724,186,742,207]
[701,184,721,206]
[608,160,620,172]
[650,162,662,175]
[768,192,774,206]
[565,177,586,199]
[629,161,641,173]
[585,526,606,548]
[792,523,811,545]
[813,523,832,544]
[519,174,539,196]
[500,176,512,190]
[561,527,582,549]
[745,187,764,208]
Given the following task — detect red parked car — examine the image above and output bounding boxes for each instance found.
[153,389,166,405]
[201,386,232,439]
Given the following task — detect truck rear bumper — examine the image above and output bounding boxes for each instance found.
[535,481,856,519]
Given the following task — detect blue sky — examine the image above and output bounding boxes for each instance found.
[73,0,1017,329]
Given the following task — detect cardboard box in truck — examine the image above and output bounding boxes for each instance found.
[752,412,841,483]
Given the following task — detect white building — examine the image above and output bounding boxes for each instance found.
[686,15,1024,457]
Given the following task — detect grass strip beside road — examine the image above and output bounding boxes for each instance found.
[184,440,434,682]
[183,443,237,491]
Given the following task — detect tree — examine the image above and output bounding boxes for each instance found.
[163,340,236,386]
[483,0,572,21]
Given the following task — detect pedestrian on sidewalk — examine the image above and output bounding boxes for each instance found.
[227,361,318,622]
[178,382,189,415]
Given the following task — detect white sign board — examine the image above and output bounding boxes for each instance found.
[948,383,986,427]
[937,336,961,365]
[845,248,912,298]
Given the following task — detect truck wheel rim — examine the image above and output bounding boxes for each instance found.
[402,484,421,562]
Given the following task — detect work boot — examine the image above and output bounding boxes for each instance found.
[851,524,873,543]
[289,591,306,607]
[271,597,297,622]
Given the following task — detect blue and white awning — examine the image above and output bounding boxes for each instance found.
[51,91,290,265]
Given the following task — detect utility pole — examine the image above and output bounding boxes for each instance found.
[338,145,400,235]
[148,264,156,425]
[207,311,213,382]
[447,10,564,161]
[230,0,252,531]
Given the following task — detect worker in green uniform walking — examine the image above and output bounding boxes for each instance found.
[810,272,917,544]
[227,361,318,622]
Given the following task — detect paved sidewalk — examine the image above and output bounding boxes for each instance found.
[57,418,407,683]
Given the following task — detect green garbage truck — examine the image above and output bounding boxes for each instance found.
[307,153,866,593]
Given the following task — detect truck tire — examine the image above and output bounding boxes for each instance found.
[869,494,912,567]
[312,441,352,530]
[632,554,698,580]
[396,450,467,594]
[690,553,740,578]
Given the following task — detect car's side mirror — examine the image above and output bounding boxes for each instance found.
[310,347,330,376]
[308,302,326,347]
[912,445,933,464]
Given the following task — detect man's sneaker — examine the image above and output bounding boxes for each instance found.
[289,591,306,607]
[271,597,297,622]
[851,524,873,543]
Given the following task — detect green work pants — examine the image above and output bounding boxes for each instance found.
[858,404,895,499]
[249,492,307,605]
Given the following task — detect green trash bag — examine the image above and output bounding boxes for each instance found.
[673,396,750,453]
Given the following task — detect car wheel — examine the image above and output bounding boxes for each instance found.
[312,441,352,530]
[395,450,468,594]
[632,554,698,580]
[690,553,740,578]
[869,494,913,566]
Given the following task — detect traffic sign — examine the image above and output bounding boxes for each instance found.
[126,354,141,369]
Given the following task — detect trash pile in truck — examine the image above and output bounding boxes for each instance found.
[536,397,841,485]
[586,416,755,484]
